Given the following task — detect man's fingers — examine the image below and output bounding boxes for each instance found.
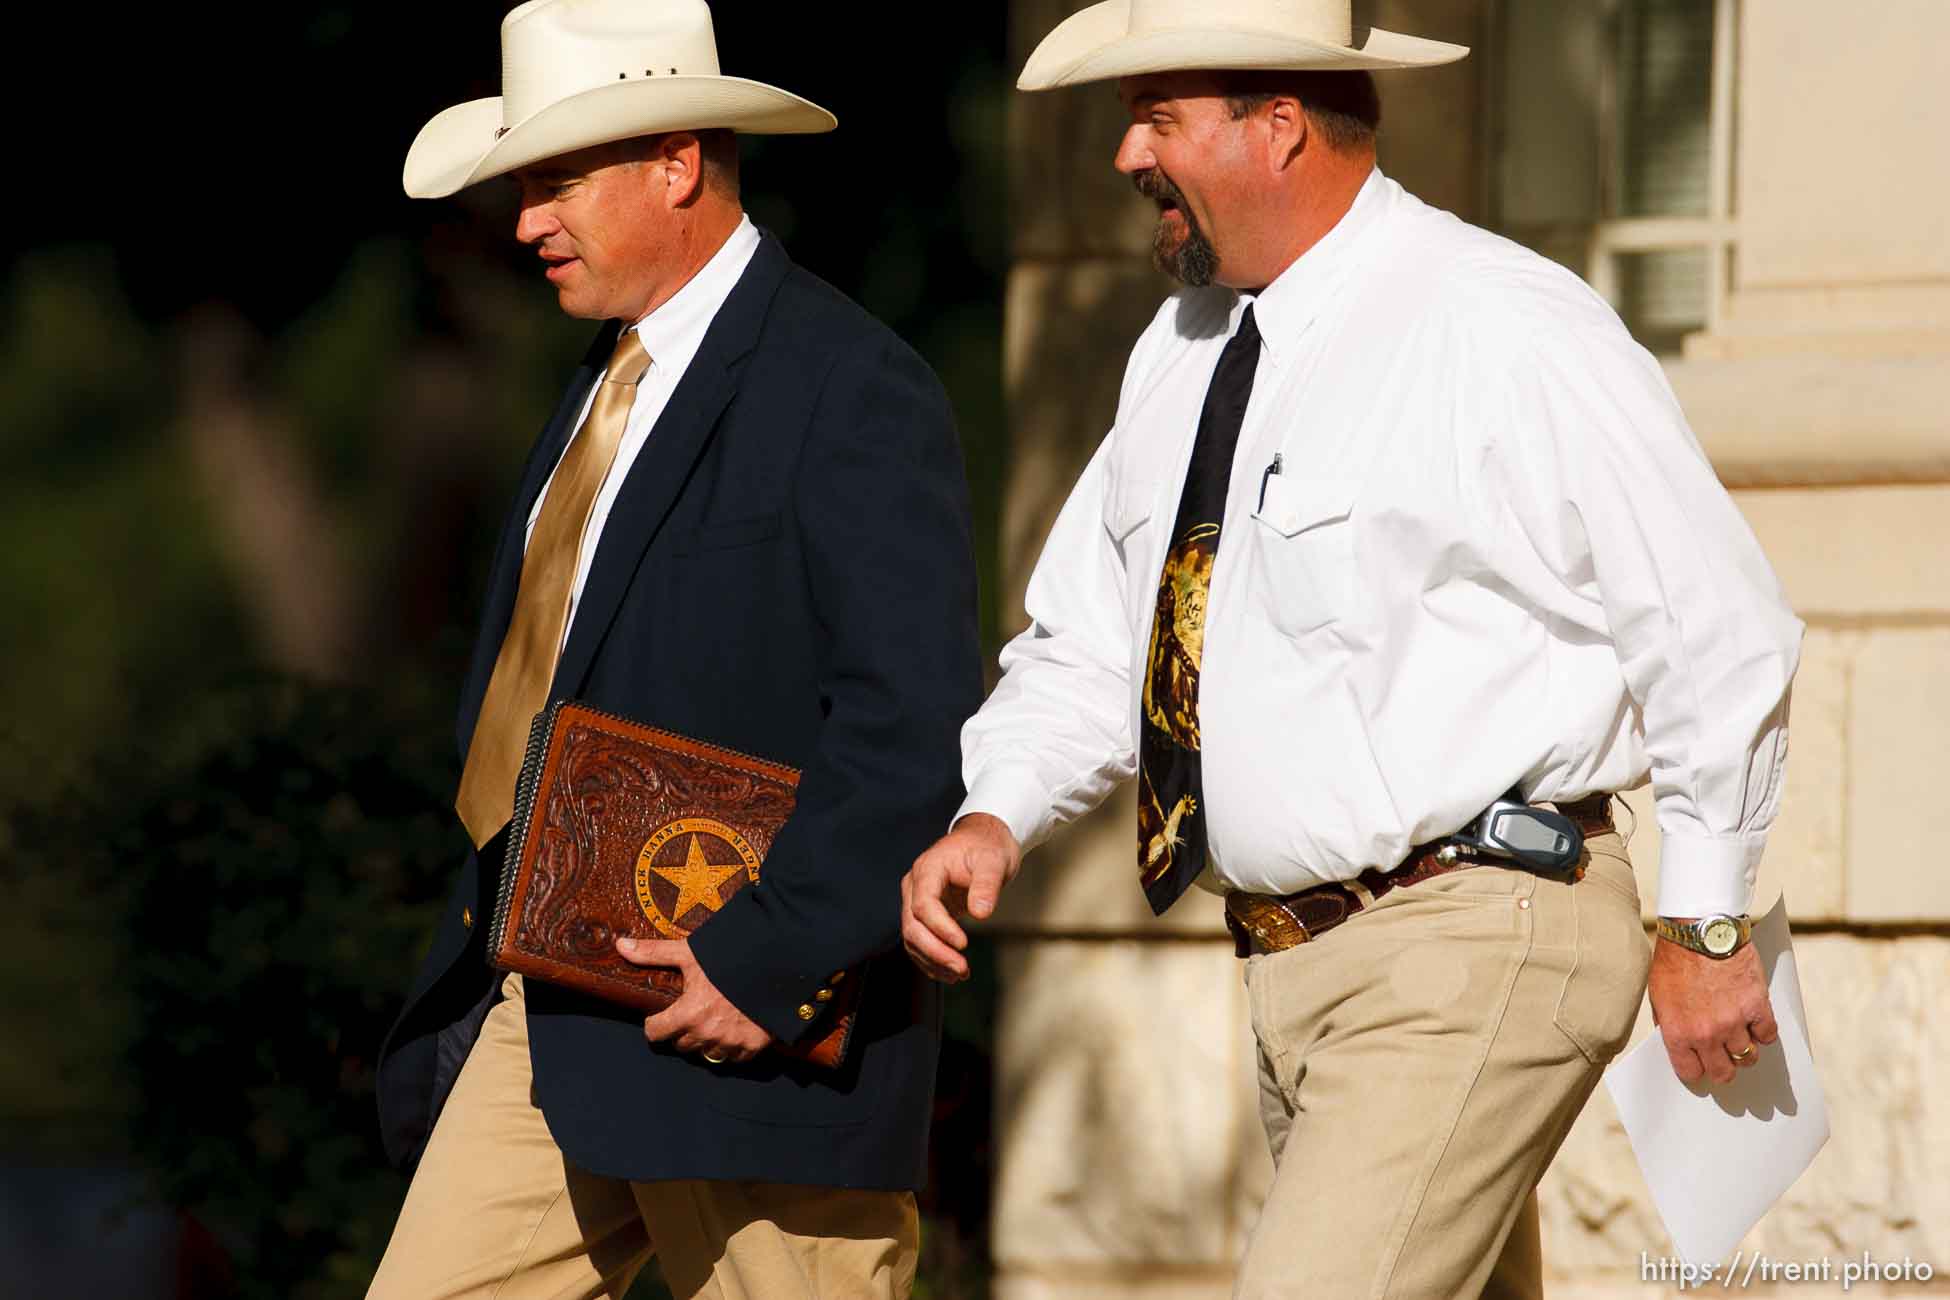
[616,937,691,969]
[1717,985,1777,1071]
[900,822,1023,983]
[942,857,976,896]
[1671,1021,1738,1084]
[1725,1029,1760,1069]
[903,915,969,981]
[966,856,1011,920]
[642,1009,681,1044]
[1664,1035,1705,1085]
[911,884,970,953]
[643,993,700,1044]
[908,888,982,982]
[646,1015,711,1057]
[1649,933,1778,1086]
[902,858,972,978]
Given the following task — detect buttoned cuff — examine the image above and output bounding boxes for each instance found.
[1652,831,1764,918]
[955,767,1055,853]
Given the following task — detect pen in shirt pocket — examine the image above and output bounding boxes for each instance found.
[1258,453,1283,511]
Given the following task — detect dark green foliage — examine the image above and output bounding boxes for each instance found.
[3,677,993,1297]
[5,680,461,1297]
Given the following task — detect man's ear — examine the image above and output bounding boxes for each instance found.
[1264,95,1308,171]
[658,132,705,207]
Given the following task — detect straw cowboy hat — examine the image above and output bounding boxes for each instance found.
[1018,0,1469,90]
[404,0,835,199]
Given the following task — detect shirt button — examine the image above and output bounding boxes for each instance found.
[796,1003,817,1022]
[462,907,474,929]
[815,988,834,1003]
[829,970,847,983]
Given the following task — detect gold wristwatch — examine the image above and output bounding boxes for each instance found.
[1655,913,1752,959]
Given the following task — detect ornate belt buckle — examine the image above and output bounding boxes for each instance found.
[1227,894,1311,953]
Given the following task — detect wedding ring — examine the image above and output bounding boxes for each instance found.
[1730,1044,1756,1061]
[700,1049,728,1065]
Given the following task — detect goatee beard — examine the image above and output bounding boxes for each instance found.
[1133,168,1219,287]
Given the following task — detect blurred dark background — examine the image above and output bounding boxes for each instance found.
[0,4,1007,1296]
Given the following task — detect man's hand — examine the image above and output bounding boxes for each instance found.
[1647,932,1779,1085]
[901,813,1022,983]
[614,936,772,1064]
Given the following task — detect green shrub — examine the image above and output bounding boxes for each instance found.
[6,679,457,1298]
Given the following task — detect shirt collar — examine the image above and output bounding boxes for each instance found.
[625,213,762,372]
[1238,166,1392,365]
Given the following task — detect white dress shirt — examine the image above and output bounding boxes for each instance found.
[524,214,762,645]
[958,171,1802,919]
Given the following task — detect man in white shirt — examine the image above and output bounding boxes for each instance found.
[901,4,1802,1295]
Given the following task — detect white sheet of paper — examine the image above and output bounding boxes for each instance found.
[1602,896,1828,1269]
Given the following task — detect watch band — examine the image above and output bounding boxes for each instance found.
[1656,913,1752,958]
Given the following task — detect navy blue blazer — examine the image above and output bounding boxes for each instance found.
[375,232,983,1190]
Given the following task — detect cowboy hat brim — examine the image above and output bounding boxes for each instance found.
[1018,0,1468,90]
[404,75,836,199]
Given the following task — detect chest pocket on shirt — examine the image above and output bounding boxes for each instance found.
[1249,475,1360,636]
[1105,471,1168,621]
[1105,471,1164,548]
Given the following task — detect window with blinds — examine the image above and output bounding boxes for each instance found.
[1491,0,1726,355]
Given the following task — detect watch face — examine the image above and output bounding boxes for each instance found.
[1702,917,1740,955]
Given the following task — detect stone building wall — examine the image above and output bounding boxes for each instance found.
[989,2,1950,1296]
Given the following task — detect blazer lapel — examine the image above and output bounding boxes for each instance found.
[549,233,792,700]
[455,320,622,756]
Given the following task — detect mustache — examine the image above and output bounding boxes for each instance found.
[1132,168,1186,208]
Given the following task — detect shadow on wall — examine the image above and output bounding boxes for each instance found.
[1001,263,1166,633]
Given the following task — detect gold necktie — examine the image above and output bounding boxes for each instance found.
[455,329,653,847]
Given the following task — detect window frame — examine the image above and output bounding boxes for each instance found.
[1484,0,1740,344]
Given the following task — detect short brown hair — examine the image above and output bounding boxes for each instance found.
[1219,70,1381,152]
[611,128,741,194]
[693,127,741,193]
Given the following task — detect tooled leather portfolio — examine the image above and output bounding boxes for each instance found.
[487,701,860,1069]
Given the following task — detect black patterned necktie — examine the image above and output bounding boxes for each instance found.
[1137,304,1262,915]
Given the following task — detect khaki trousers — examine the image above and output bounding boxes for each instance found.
[367,975,918,1300]
[1236,830,1651,1300]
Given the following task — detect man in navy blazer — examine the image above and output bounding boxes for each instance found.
[367,4,981,1297]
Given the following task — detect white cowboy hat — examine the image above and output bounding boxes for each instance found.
[1018,0,1469,91]
[404,0,835,200]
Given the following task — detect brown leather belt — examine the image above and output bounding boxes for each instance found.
[1224,795,1616,958]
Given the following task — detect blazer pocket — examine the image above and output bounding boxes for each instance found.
[673,512,782,556]
[1249,475,1360,636]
